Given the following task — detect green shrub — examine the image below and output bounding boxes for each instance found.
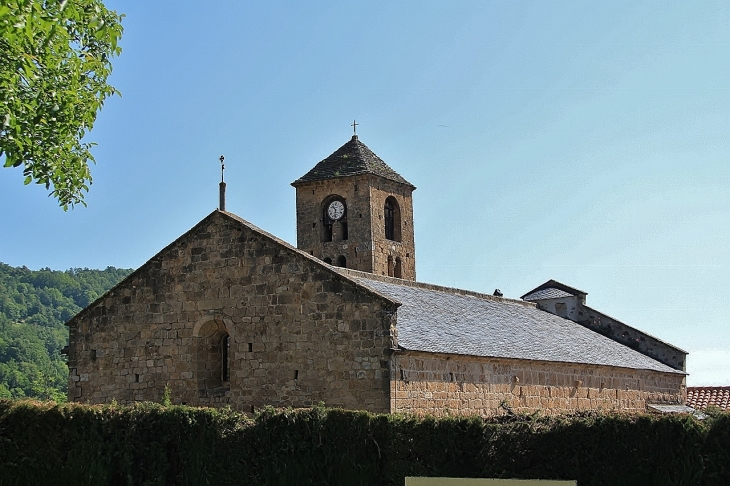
[0,400,727,486]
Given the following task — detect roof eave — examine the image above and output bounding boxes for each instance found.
[291,172,416,189]
[392,348,686,375]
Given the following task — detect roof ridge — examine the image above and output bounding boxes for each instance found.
[334,267,536,308]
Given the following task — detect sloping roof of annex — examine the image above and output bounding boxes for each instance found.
[521,278,688,358]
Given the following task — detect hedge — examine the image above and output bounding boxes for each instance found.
[0,400,728,485]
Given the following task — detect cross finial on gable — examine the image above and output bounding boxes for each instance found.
[351,119,358,136]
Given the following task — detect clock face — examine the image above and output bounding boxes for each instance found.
[327,200,345,221]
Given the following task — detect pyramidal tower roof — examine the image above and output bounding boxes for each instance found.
[292,135,414,188]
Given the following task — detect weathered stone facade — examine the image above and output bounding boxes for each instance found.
[391,351,685,417]
[68,212,397,411]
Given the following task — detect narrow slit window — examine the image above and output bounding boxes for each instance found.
[221,335,230,382]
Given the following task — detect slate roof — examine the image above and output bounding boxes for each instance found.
[686,387,730,411]
[522,288,573,301]
[347,274,682,374]
[292,135,414,187]
[521,280,587,300]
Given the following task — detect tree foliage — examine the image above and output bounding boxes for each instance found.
[0,262,133,401]
[0,0,123,209]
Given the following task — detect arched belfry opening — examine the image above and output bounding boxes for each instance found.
[384,196,401,242]
[194,318,230,391]
[387,255,402,278]
[321,195,347,242]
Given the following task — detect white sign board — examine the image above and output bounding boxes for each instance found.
[405,479,576,486]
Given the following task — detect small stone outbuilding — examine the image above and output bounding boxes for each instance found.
[66,135,687,416]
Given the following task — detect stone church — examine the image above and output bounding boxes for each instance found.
[66,134,687,416]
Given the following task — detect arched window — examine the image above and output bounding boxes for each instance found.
[337,255,347,268]
[384,196,401,242]
[322,196,347,242]
[387,256,394,277]
[323,257,332,265]
[394,257,402,279]
[195,319,230,390]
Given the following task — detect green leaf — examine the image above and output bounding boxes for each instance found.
[0,0,124,210]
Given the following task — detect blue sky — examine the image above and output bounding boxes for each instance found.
[1,1,728,385]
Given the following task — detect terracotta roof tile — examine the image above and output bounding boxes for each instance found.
[686,386,730,411]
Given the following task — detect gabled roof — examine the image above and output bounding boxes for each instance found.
[343,271,682,374]
[521,279,587,301]
[291,135,414,187]
[686,386,730,411]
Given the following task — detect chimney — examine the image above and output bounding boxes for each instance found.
[219,181,226,211]
[219,155,226,211]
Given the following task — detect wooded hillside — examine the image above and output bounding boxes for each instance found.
[0,263,133,401]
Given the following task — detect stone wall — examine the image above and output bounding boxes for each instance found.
[67,211,397,413]
[390,351,685,417]
[293,173,416,280]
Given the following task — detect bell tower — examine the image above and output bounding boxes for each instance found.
[292,134,416,280]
